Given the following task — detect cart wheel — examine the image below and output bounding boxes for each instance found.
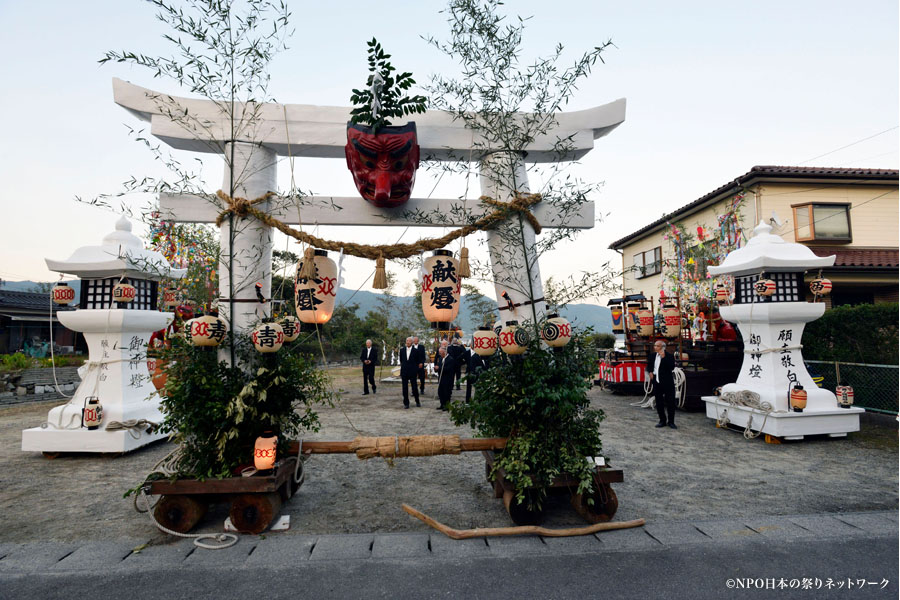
[503,489,544,526]
[42,452,61,460]
[230,493,282,534]
[154,495,208,534]
[571,483,619,523]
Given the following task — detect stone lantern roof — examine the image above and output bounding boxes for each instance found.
[45,215,186,281]
[708,221,835,277]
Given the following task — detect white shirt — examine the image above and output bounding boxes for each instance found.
[654,352,662,377]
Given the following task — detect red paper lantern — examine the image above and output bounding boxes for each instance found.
[254,431,278,471]
[754,279,776,297]
[51,282,76,305]
[251,320,284,353]
[472,326,499,357]
[541,313,572,347]
[112,282,136,304]
[499,321,528,355]
[789,384,807,412]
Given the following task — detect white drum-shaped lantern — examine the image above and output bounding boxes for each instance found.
[280,316,301,342]
[810,278,832,296]
[251,320,284,353]
[610,305,624,333]
[295,250,338,324]
[51,282,76,305]
[499,321,529,355]
[636,308,654,337]
[188,314,228,347]
[755,279,776,297]
[163,287,179,309]
[541,313,572,348]
[112,282,136,304]
[472,326,499,357]
[661,304,681,338]
[421,249,461,324]
[714,284,729,304]
[82,397,103,430]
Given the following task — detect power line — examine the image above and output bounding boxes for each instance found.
[798,126,899,165]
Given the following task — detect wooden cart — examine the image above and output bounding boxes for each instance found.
[147,454,302,534]
[483,450,623,526]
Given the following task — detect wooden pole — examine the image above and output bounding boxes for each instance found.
[289,437,508,456]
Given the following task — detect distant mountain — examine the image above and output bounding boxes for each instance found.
[2,280,612,334]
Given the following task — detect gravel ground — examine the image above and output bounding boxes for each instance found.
[1,376,896,544]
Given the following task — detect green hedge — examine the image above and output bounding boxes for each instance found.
[802,303,898,365]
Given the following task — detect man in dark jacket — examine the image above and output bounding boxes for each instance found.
[360,339,379,395]
[399,337,421,409]
[646,340,677,429]
[447,338,466,391]
[465,351,489,403]
[412,335,426,393]
[436,346,457,411]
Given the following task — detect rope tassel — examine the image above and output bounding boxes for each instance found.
[458,247,471,278]
[298,247,317,280]
[372,254,387,289]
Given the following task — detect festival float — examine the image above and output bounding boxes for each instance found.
[701,221,864,441]
[22,216,185,455]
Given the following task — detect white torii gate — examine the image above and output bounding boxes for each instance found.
[112,78,625,355]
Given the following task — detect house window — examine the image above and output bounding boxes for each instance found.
[792,203,851,242]
[632,247,662,279]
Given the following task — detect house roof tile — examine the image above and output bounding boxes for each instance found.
[808,247,899,269]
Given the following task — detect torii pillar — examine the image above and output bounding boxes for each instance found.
[113,78,625,358]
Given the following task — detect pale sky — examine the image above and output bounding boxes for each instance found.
[1,0,897,303]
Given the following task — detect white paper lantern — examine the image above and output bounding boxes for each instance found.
[420,249,461,324]
[295,250,338,324]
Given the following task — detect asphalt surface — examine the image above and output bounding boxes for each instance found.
[1,510,896,599]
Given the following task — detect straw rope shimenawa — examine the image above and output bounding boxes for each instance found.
[214,190,543,265]
[349,435,463,460]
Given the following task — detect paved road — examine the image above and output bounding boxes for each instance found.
[1,510,896,599]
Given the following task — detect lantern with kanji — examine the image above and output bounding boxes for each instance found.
[421,249,461,324]
[112,281,136,304]
[51,282,75,305]
[280,316,300,342]
[188,314,228,347]
[163,287,179,309]
[789,384,807,412]
[661,303,681,338]
[254,430,278,472]
[295,250,338,324]
[610,306,624,333]
[836,386,854,409]
[715,284,729,304]
[499,321,529,355]
[541,313,571,348]
[251,319,284,353]
[810,277,832,297]
[472,326,499,357]
[82,397,103,430]
[636,307,654,337]
[754,278,776,297]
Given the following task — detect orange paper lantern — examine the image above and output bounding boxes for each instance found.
[789,384,807,412]
[254,431,278,471]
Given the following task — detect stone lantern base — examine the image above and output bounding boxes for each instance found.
[702,396,863,441]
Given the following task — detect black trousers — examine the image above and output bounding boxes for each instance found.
[418,367,426,391]
[362,365,376,393]
[402,374,420,407]
[655,382,676,424]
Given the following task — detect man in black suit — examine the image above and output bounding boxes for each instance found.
[646,340,677,429]
[412,335,426,393]
[447,338,466,391]
[465,351,490,403]
[436,345,457,411]
[360,339,378,395]
[399,337,421,409]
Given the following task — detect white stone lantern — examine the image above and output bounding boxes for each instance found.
[701,221,863,441]
[22,216,186,455]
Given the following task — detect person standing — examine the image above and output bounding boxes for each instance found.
[447,337,466,391]
[465,351,489,403]
[436,345,457,411]
[412,335,426,394]
[360,339,378,395]
[646,340,677,429]
[399,337,421,409]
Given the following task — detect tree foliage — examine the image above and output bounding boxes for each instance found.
[803,303,898,365]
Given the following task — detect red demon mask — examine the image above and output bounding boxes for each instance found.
[345,122,420,208]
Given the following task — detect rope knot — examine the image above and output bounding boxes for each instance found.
[481,193,543,234]
[214,190,275,227]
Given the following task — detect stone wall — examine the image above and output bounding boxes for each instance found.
[0,367,81,406]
